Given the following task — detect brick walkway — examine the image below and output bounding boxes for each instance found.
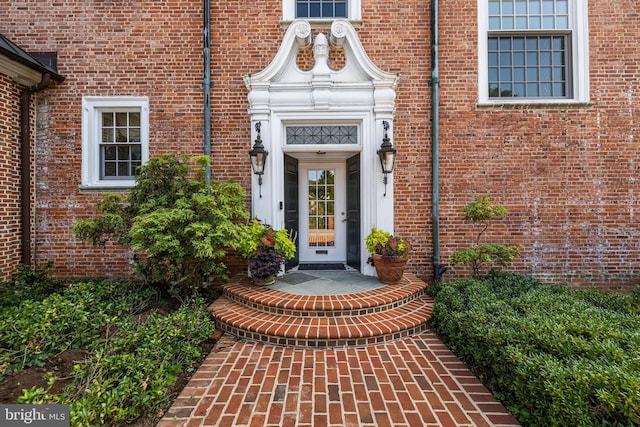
[158,333,521,427]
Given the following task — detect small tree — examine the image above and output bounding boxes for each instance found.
[450,195,520,278]
[73,154,249,299]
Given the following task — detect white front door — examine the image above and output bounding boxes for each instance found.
[299,161,347,263]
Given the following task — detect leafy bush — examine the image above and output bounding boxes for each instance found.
[0,281,155,378]
[74,154,249,299]
[449,195,520,277]
[3,280,214,426]
[430,272,640,426]
[0,262,64,307]
[19,299,214,426]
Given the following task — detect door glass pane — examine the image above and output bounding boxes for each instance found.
[308,169,335,247]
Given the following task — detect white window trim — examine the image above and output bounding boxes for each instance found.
[81,96,149,190]
[282,0,361,22]
[477,0,589,106]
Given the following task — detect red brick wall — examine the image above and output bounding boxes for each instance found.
[3,1,639,289]
[437,0,640,290]
[0,74,22,281]
[4,1,205,278]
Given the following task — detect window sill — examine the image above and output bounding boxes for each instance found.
[79,183,134,193]
[280,19,363,29]
[477,100,594,110]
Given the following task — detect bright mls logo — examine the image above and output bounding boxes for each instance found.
[1,404,69,426]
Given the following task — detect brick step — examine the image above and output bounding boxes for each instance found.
[210,295,433,348]
[220,277,427,317]
[209,274,434,348]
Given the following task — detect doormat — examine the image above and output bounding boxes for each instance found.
[298,263,346,271]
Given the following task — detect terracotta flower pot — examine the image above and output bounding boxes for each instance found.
[372,254,409,284]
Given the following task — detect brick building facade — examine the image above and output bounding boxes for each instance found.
[0,34,63,280]
[0,71,23,279]
[1,1,638,289]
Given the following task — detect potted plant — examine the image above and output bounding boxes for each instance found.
[365,227,412,284]
[238,219,297,285]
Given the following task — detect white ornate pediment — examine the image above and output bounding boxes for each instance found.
[245,20,398,111]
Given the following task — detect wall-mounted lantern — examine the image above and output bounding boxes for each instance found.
[248,122,268,198]
[377,120,396,196]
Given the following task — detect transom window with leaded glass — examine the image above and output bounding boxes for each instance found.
[480,0,589,104]
[100,111,142,179]
[287,126,357,145]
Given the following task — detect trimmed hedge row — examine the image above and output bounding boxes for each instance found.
[429,272,640,426]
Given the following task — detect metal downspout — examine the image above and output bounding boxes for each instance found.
[203,0,212,191]
[20,74,51,265]
[431,0,447,281]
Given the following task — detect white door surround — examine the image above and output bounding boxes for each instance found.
[244,19,399,276]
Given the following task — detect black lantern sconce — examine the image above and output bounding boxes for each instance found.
[249,122,268,198]
[377,120,396,196]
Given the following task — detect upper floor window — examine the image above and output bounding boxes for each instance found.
[478,0,589,105]
[81,96,149,189]
[297,0,346,18]
[283,0,360,21]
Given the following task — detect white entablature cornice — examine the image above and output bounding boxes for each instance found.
[244,19,398,113]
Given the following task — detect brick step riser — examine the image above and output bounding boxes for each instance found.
[215,319,430,348]
[210,273,434,348]
[211,296,434,348]
[222,289,426,317]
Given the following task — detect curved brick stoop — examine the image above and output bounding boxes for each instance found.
[209,273,434,348]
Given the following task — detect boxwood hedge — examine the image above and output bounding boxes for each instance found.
[429,272,640,426]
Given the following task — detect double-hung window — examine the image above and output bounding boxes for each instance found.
[283,0,361,21]
[81,96,149,189]
[478,0,589,104]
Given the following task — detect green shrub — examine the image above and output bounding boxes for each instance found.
[449,195,520,277]
[430,273,640,426]
[0,262,64,307]
[74,154,249,299]
[0,281,155,377]
[18,299,214,427]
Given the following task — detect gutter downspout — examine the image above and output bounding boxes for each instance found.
[20,73,51,265]
[203,0,212,191]
[431,0,447,282]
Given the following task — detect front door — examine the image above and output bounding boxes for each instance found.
[284,155,299,270]
[299,161,347,263]
[346,154,361,270]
